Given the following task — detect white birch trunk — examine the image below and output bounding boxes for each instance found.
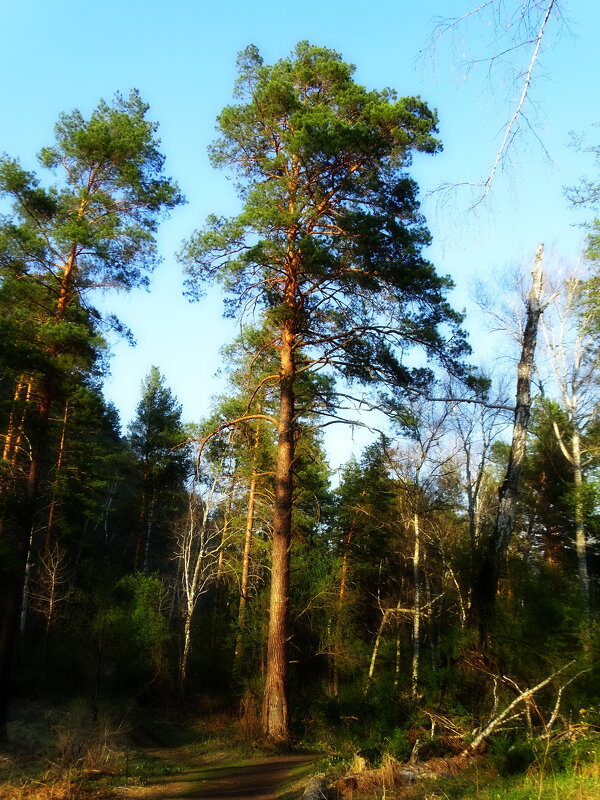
[411,512,421,700]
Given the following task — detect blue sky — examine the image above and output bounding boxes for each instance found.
[1,0,597,462]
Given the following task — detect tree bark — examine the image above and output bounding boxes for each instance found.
[262,323,294,741]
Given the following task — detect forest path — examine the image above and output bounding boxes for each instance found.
[112,746,318,800]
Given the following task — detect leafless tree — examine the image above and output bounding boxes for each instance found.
[174,462,225,696]
[429,0,568,205]
[538,259,600,612]
[29,542,71,674]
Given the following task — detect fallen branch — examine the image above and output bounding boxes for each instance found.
[543,667,591,736]
[461,659,575,756]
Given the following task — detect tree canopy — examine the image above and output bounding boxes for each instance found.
[181,42,470,393]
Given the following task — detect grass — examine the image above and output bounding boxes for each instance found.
[276,761,325,800]
[335,755,600,800]
[0,699,318,799]
[0,698,195,799]
[119,751,185,785]
[418,764,600,800]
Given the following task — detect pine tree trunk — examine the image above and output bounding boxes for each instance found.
[211,480,232,651]
[19,528,34,638]
[262,325,294,742]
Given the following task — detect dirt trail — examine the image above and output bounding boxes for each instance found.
[114,749,317,800]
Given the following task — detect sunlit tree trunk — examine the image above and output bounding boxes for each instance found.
[234,425,261,669]
[332,526,353,697]
[411,512,421,700]
[262,323,294,741]
[19,528,34,638]
[2,378,32,466]
[365,608,392,693]
[178,478,220,697]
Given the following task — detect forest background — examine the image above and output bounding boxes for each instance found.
[0,0,599,793]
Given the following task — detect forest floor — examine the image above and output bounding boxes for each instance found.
[0,702,320,800]
[109,745,318,800]
[2,701,600,800]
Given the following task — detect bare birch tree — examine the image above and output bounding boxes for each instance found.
[175,463,224,696]
[538,261,600,612]
[445,377,512,604]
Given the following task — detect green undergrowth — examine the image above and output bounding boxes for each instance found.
[320,756,600,800]
[319,733,600,800]
[119,752,184,785]
[408,765,600,800]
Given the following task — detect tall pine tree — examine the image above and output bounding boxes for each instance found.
[181,42,470,739]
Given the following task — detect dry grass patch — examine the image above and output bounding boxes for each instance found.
[0,700,129,800]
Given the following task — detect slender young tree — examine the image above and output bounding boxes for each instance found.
[0,91,182,742]
[181,43,470,740]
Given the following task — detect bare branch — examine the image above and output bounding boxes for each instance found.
[479,0,557,203]
[462,659,576,755]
